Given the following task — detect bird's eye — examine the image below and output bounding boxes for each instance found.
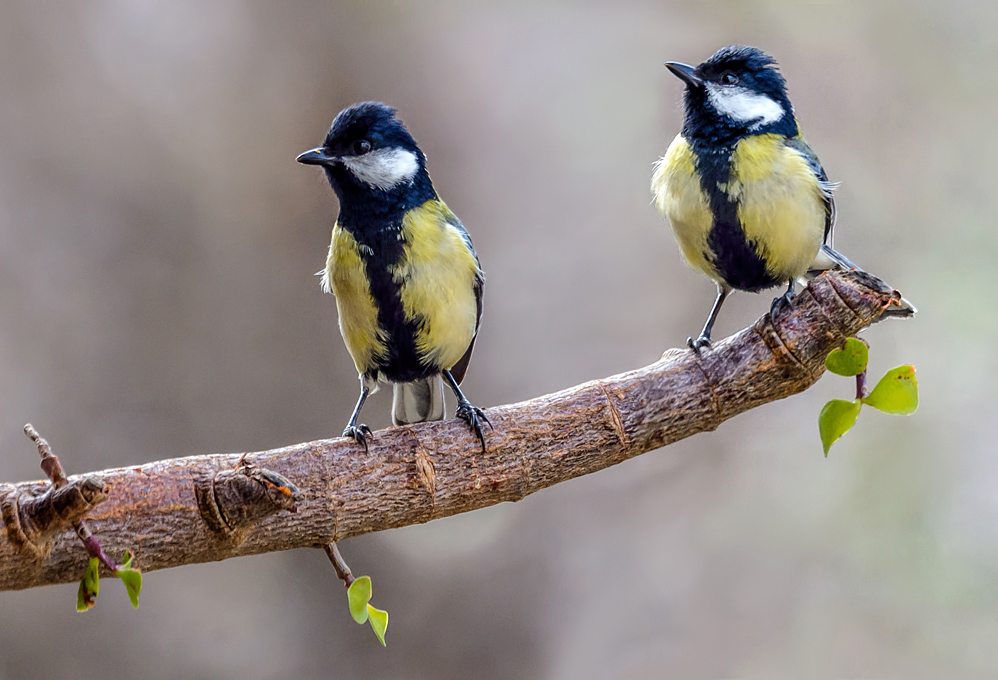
[353,139,372,155]
[721,73,739,85]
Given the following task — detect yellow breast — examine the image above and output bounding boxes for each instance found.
[322,224,386,375]
[728,134,825,280]
[394,200,481,371]
[652,133,826,285]
[652,135,720,281]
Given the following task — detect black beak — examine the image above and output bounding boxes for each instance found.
[665,61,703,88]
[296,147,337,166]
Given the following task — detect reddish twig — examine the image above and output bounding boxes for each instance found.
[24,424,121,572]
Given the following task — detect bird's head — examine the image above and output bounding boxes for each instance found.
[666,46,796,143]
[297,102,428,197]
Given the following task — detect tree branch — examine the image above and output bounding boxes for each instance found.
[1,271,908,592]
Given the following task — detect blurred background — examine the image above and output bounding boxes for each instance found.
[0,1,995,678]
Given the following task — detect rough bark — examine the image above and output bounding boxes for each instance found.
[0,271,907,592]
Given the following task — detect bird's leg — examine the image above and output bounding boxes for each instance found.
[769,279,796,320]
[688,285,728,352]
[442,370,491,452]
[343,381,373,451]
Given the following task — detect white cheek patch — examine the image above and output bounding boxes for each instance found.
[705,83,785,130]
[342,148,419,190]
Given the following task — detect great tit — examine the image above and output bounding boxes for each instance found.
[652,45,913,350]
[297,102,489,451]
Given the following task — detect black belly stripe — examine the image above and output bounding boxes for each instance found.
[692,144,781,292]
[338,197,440,383]
[359,227,438,382]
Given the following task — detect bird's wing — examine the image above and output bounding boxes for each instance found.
[787,136,837,246]
[442,210,484,385]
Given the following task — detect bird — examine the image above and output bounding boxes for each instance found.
[651,45,913,350]
[297,101,489,451]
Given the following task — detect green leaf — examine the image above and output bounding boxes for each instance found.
[347,576,372,624]
[367,605,388,646]
[819,399,862,456]
[118,570,142,608]
[863,365,918,415]
[824,338,869,376]
[77,581,92,612]
[118,574,142,609]
[77,557,100,612]
[113,550,142,608]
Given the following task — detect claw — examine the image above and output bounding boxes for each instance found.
[687,334,712,354]
[342,424,372,451]
[769,290,796,320]
[456,402,489,452]
[770,280,797,321]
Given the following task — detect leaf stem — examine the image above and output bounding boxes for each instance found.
[76,524,121,573]
[855,369,867,400]
[324,542,355,588]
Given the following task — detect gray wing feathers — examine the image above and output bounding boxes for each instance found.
[786,136,836,245]
[444,212,484,385]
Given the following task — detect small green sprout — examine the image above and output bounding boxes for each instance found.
[347,575,389,646]
[819,337,918,455]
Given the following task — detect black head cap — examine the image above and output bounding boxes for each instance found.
[324,102,421,157]
[297,101,423,167]
[297,102,435,213]
[667,45,796,145]
[697,46,789,102]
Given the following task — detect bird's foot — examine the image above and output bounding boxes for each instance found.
[687,334,712,354]
[455,402,491,452]
[342,423,373,451]
[770,289,796,320]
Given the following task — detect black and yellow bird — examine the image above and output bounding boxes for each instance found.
[652,45,912,350]
[297,102,489,450]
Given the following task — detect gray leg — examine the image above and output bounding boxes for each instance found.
[688,284,729,352]
[442,370,490,452]
[343,381,373,450]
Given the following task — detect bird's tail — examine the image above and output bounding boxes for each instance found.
[801,244,916,318]
[392,375,446,426]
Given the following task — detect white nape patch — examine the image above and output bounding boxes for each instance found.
[705,83,784,130]
[342,148,419,190]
